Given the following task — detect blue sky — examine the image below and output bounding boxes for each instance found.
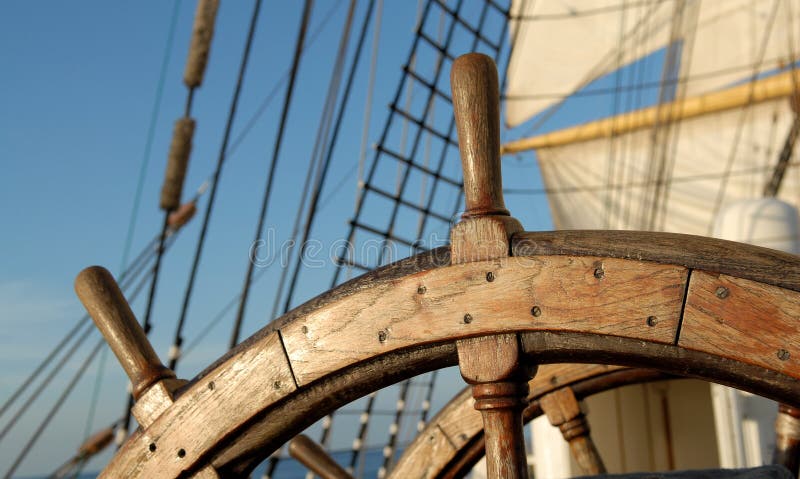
[0,2,505,475]
[0,1,673,476]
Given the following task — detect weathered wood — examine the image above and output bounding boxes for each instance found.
[458,334,531,479]
[512,230,800,292]
[680,271,800,379]
[521,332,800,404]
[529,364,621,398]
[211,343,458,477]
[450,53,530,479]
[773,404,800,476]
[181,328,799,476]
[288,434,353,479]
[91,232,800,476]
[540,387,606,475]
[281,256,686,385]
[450,53,506,219]
[389,422,459,479]
[199,247,451,377]
[130,377,187,428]
[101,332,295,478]
[440,369,674,479]
[74,266,175,400]
[450,217,521,264]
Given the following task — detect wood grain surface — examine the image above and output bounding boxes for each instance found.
[90,231,800,477]
[281,256,686,385]
[513,230,800,292]
[101,332,295,478]
[680,271,800,378]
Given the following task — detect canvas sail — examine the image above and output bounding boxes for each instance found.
[535,95,800,234]
[507,4,800,474]
[507,0,800,128]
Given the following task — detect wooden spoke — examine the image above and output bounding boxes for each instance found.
[450,53,531,479]
[540,387,606,475]
[774,404,800,476]
[288,434,352,479]
[458,334,532,479]
[393,366,668,479]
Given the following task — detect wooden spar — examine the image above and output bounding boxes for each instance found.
[288,435,353,479]
[450,53,530,479]
[501,69,800,154]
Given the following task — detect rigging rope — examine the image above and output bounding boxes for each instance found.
[281,0,375,316]
[264,2,380,475]
[603,0,630,229]
[0,229,175,444]
[263,2,370,476]
[265,0,359,326]
[708,0,780,234]
[175,4,351,365]
[352,0,469,473]
[0,233,178,466]
[119,0,218,439]
[763,0,800,198]
[3,339,105,479]
[231,0,314,344]
[169,0,264,371]
[0,233,157,422]
[0,325,94,443]
[119,0,184,273]
[653,2,701,231]
[518,0,666,138]
[378,1,511,473]
[352,0,384,252]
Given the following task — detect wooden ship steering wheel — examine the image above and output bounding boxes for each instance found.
[74,53,800,478]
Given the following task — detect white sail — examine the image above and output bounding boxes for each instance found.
[681,0,800,98]
[506,0,800,128]
[535,96,800,233]
[506,0,680,127]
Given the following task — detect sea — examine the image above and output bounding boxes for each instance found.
[22,448,388,478]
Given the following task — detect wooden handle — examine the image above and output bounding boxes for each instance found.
[75,266,175,399]
[451,53,508,218]
[541,388,606,475]
[289,434,353,479]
